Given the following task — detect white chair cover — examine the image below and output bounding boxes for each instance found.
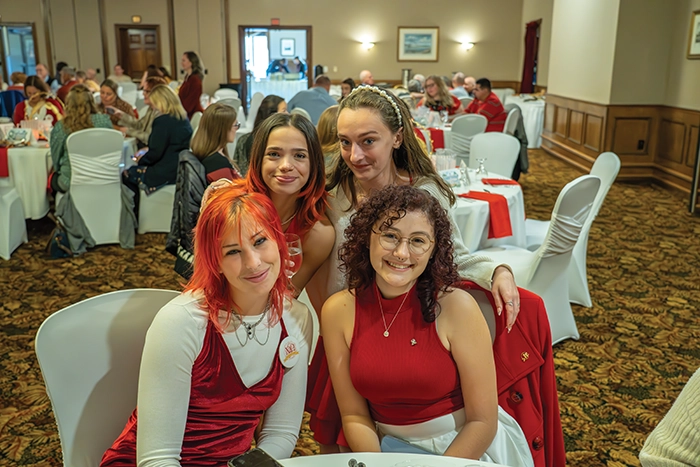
[503,107,520,136]
[190,111,203,132]
[0,187,27,260]
[217,97,242,111]
[34,289,180,467]
[290,107,312,121]
[469,132,520,176]
[213,88,239,100]
[459,96,473,108]
[449,114,487,163]
[246,92,264,131]
[138,184,176,234]
[119,82,138,107]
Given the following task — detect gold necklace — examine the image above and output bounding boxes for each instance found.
[280,209,298,226]
[375,284,410,338]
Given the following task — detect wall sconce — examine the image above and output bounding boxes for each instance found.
[131,15,142,24]
[362,41,375,50]
[460,41,475,51]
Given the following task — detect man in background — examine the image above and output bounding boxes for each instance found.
[450,72,468,98]
[464,76,477,97]
[465,77,507,132]
[359,69,374,85]
[35,63,57,89]
[108,64,133,83]
[287,75,337,124]
[56,67,78,103]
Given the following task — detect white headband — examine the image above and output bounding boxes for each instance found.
[348,85,403,127]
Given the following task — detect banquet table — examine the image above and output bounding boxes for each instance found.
[0,138,138,219]
[249,78,308,102]
[279,452,508,467]
[504,95,545,148]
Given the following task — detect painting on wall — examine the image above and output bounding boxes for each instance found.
[688,10,700,59]
[397,27,439,62]
[281,38,295,57]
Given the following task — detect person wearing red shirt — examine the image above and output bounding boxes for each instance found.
[465,78,507,132]
[12,75,64,126]
[417,75,464,119]
[56,67,78,104]
[178,51,204,119]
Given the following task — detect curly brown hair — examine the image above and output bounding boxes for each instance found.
[62,85,99,134]
[338,185,460,322]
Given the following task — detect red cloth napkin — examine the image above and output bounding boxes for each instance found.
[458,191,513,239]
[481,178,520,186]
[427,128,445,149]
[0,147,9,178]
[414,127,427,145]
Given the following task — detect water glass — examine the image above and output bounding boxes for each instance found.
[439,110,449,127]
[284,233,303,279]
[475,158,488,180]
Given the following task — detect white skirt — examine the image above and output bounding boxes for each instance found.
[376,407,534,467]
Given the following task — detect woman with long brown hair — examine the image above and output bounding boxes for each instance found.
[12,75,64,126]
[417,74,464,119]
[190,102,241,182]
[98,78,136,127]
[179,51,205,119]
[317,104,340,170]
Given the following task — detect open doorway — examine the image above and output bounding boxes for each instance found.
[238,26,312,109]
[115,25,162,81]
[0,23,38,84]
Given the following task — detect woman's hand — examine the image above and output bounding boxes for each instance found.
[200,178,234,212]
[490,266,520,331]
[106,106,124,119]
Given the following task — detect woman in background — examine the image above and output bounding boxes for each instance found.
[109,76,167,146]
[8,72,26,91]
[316,105,340,170]
[158,67,174,84]
[340,78,355,100]
[417,74,463,120]
[179,51,204,119]
[98,79,136,127]
[190,102,241,182]
[232,94,286,176]
[12,75,64,126]
[139,64,162,90]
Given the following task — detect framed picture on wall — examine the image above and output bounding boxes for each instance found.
[397,27,439,62]
[688,10,700,59]
[281,38,295,57]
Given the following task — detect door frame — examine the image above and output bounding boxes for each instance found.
[236,25,313,109]
[0,22,40,83]
[114,24,163,79]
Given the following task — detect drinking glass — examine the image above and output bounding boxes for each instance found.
[284,233,303,279]
[475,158,488,180]
[439,110,449,127]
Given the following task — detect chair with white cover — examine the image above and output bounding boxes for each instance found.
[119,82,138,107]
[0,187,27,260]
[473,175,601,345]
[190,111,203,132]
[503,107,520,136]
[213,88,239,100]
[295,289,321,365]
[290,107,312,121]
[35,288,180,467]
[138,184,176,234]
[459,96,473,108]
[62,128,125,245]
[469,132,521,176]
[217,97,242,111]
[245,92,264,131]
[448,114,487,164]
[525,152,621,307]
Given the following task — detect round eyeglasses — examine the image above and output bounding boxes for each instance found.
[373,229,434,255]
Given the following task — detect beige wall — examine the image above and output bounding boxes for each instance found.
[665,0,700,110]
[547,0,620,104]
[520,0,553,86]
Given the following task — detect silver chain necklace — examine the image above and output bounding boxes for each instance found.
[231,305,270,347]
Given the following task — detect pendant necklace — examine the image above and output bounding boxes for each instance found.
[375,284,410,338]
[231,304,270,347]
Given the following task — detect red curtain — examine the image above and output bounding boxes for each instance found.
[520,21,540,94]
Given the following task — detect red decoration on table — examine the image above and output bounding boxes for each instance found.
[481,178,520,186]
[0,147,9,178]
[427,128,445,149]
[413,127,427,145]
[458,191,513,239]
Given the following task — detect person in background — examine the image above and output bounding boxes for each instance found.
[86,68,98,81]
[139,64,162,90]
[412,73,426,88]
[464,76,476,98]
[233,94,286,176]
[190,102,242,182]
[75,70,100,93]
[417,75,464,120]
[340,78,355,101]
[158,67,173,84]
[266,58,290,75]
[12,75,64,126]
[100,183,313,466]
[51,61,68,93]
[7,72,26,91]
[98,79,136,128]
[287,75,337,125]
[56,67,78,104]
[49,85,112,194]
[110,76,167,145]
[465,78,507,132]
[450,72,468,98]
[35,63,56,88]
[406,79,424,108]
[292,56,307,78]
[359,70,374,85]
[317,105,340,169]
[179,51,204,119]
[108,64,133,84]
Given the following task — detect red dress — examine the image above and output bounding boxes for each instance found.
[418,94,462,115]
[100,320,289,466]
[179,73,204,119]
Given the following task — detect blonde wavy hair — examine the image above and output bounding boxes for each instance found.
[62,84,99,134]
[191,103,237,160]
[317,105,339,155]
[149,84,187,120]
[423,75,454,108]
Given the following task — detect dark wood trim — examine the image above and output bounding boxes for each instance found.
[166,0,176,76]
[97,0,109,77]
[39,0,54,72]
[114,24,163,79]
[223,0,231,83]
[0,22,40,82]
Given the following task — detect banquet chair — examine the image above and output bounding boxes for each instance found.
[473,175,601,345]
[213,88,239,100]
[35,288,180,467]
[138,184,176,234]
[0,187,27,260]
[449,114,487,164]
[290,107,312,122]
[168,81,179,90]
[525,152,620,307]
[295,289,321,365]
[469,132,520,176]
[458,96,473,108]
[119,82,138,107]
[503,107,520,136]
[61,128,124,245]
[246,92,264,130]
[217,97,242,111]
[190,111,203,132]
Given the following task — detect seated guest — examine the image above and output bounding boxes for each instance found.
[287,75,337,125]
[267,58,290,75]
[107,64,133,84]
[340,78,355,100]
[86,68,98,81]
[51,61,68,93]
[75,70,100,93]
[190,103,242,181]
[359,69,374,85]
[323,184,532,465]
[417,74,464,119]
[406,79,424,108]
[139,64,161,90]
[179,51,204,119]
[450,72,468,98]
[413,73,426,88]
[56,67,78,104]
[101,182,313,466]
[98,79,136,128]
[317,105,340,169]
[158,67,174,84]
[49,85,112,194]
[464,76,476,97]
[8,72,26,91]
[465,78,507,132]
[233,94,286,176]
[12,75,64,126]
[35,63,56,88]
[110,76,167,145]
[292,56,307,78]
[122,85,192,197]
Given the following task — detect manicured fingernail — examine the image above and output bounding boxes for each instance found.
[507,325,512,333]
[497,307,502,316]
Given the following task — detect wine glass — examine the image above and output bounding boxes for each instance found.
[475,158,488,181]
[439,110,449,127]
[284,233,303,279]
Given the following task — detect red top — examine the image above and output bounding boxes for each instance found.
[465,92,507,132]
[418,94,462,115]
[179,73,204,119]
[56,80,78,104]
[100,319,288,466]
[12,98,64,126]
[349,284,463,425]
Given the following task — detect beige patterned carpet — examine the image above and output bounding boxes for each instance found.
[1,149,699,466]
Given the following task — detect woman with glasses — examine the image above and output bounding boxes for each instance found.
[322,185,532,465]
[190,102,242,181]
[417,74,464,121]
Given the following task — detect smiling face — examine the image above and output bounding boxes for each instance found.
[337,107,402,190]
[261,126,310,197]
[370,210,435,297]
[220,218,281,301]
[100,85,116,106]
[424,78,439,99]
[341,83,352,97]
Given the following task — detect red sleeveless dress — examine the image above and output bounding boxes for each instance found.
[100,319,289,466]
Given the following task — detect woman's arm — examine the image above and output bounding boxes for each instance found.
[438,289,498,459]
[49,123,66,172]
[291,217,335,301]
[323,290,381,452]
[139,117,169,166]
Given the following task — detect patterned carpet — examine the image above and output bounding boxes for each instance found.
[1,149,699,466]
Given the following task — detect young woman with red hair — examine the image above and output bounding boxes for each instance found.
[100,182,313,466]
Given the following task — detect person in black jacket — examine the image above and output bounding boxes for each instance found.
[123,84,192,215]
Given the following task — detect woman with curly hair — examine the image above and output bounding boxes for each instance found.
[323,185,532,465]
[49,84,112,193]
[417,74,463,120]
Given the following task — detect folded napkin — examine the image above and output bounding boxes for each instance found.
[0,147,8,178]
[458,191,513,239]
[480,178,520,186]
[427,128,445,149]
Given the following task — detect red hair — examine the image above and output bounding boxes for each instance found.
[246,113,328,238]
[184,180,290,332]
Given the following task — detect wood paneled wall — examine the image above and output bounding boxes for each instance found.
[542,94,700,194]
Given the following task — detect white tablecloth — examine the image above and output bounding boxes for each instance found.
[1,138,138,219]
[504,95,545,148]
[249,79,308,102]
[280,452,507,466]
[452,172,526,253]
